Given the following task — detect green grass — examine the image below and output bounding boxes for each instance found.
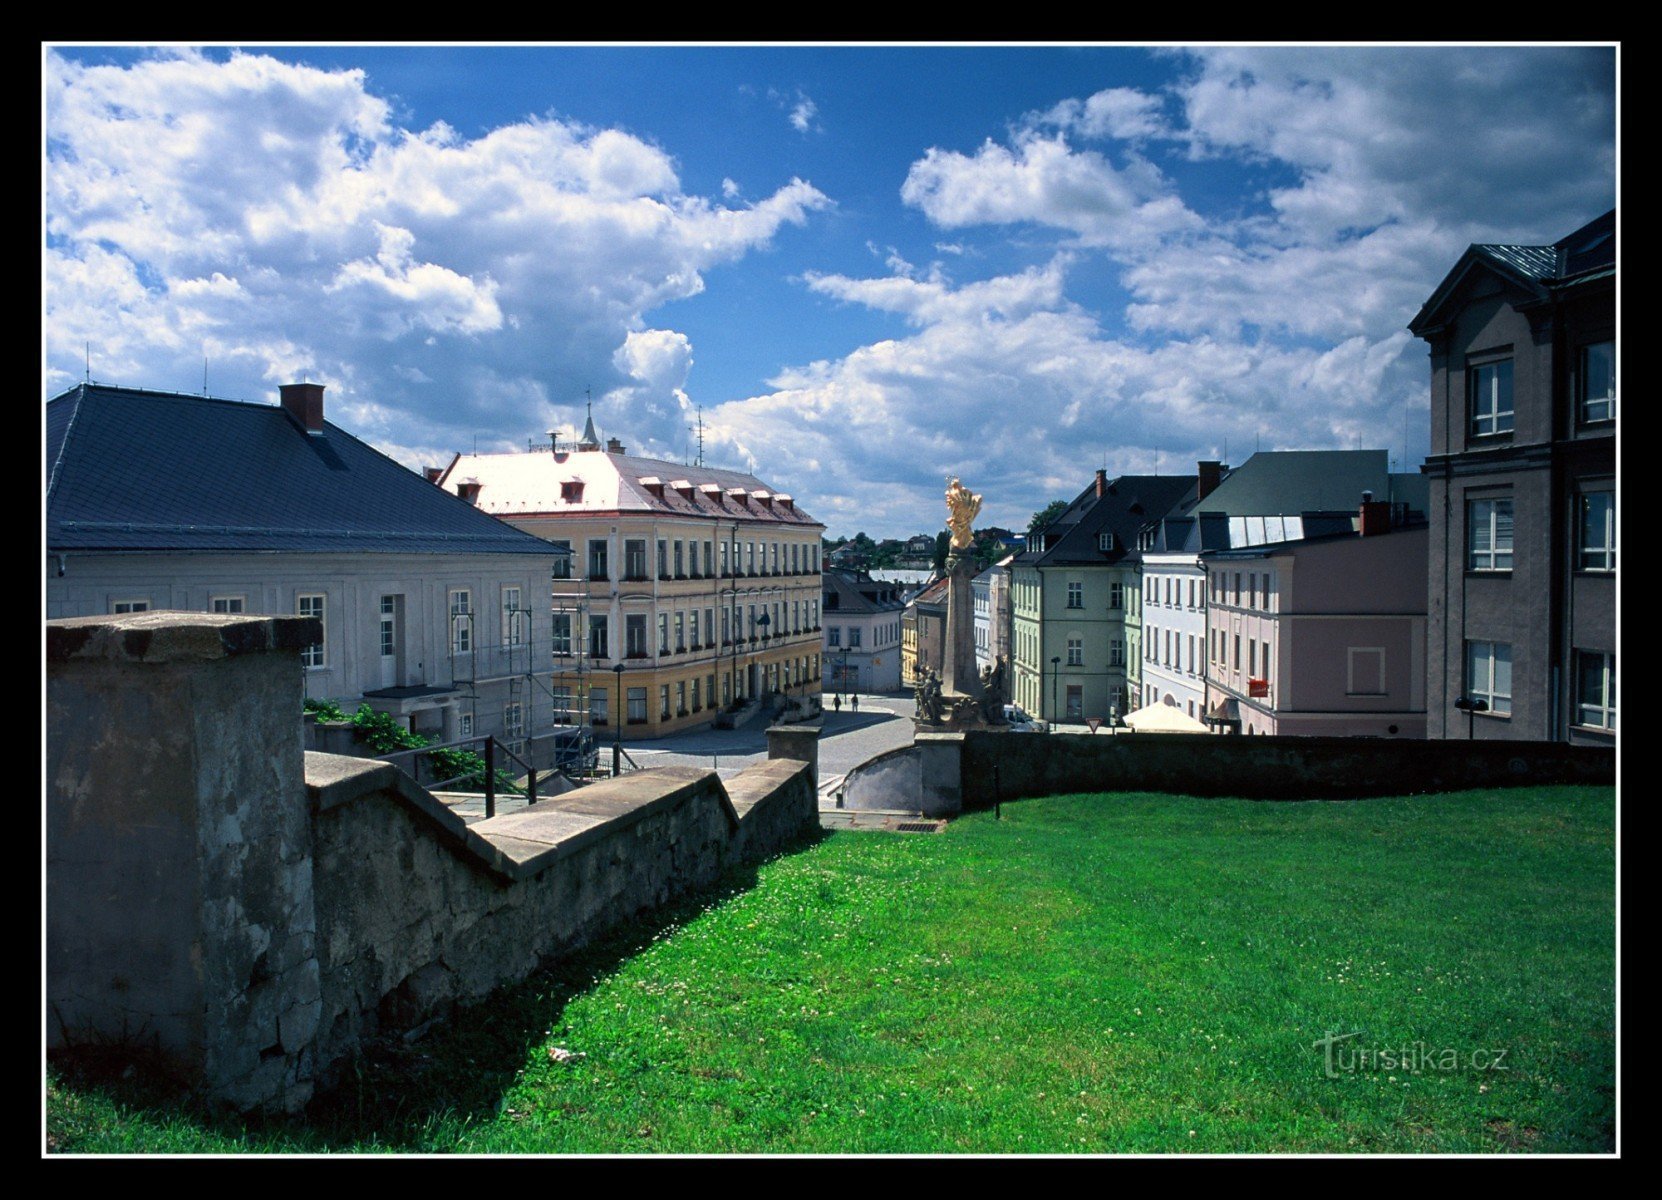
[47,785,1615,1154]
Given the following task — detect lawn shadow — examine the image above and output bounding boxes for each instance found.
[50,826,834,1153]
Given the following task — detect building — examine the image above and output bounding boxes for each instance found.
[1011,471,1196,725]
[901,575,950,686]
[972,556,1014,686]
[1200,499,1429,737]
[1409,210,1615,743]
[434,418,825,738]
[1139,451,1427,723]
[46,382,567,758]
[822,569,907,694]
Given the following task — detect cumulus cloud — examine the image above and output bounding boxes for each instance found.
[1039,86,1170,141]
[45,48,830,464]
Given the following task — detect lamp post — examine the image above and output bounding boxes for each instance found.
[841,646,850,705]
[611,661,625,775]
[756,611,771,699]
[1049,654,1061,730]
[1453,695,1488,740]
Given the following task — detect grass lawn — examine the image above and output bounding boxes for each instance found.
[47,785,1615,1154]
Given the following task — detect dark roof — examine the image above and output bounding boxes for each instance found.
[46,383,563,557]
[1410,209,1615,335]
[822,569,908,614]
[1016,474,1198,568]
[910,576,950,611]
[1180,450,1401,518]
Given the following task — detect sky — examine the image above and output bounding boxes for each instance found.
[43,43,1616,540]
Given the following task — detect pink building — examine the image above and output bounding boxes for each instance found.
[1204,501,1429,738]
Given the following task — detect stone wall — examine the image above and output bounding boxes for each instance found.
[47,613,821,1113]
[960,730,1614,809]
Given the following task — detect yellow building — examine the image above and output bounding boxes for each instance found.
[435,421,824,738]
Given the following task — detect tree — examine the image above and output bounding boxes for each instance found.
[1028,499,1068,540]
[931,529,950,571]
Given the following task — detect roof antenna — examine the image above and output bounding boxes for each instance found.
[84,342,90,384]
[203,354,209,397]
[688,406,706,468]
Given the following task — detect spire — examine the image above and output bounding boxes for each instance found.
[577,388,600,451]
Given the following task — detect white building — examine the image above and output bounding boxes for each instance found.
[822,569,907,694]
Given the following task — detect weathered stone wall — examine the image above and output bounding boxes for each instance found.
[46,612,822,1114]
[960,730,1615,809]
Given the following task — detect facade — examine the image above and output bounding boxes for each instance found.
[435,421,825,738]
[1140,451,1428,722]
[971,556,1014,686]
[1011,471,1195,725]
[822,569,907,694]
[46,383,565,755]
[901,576,950,685]
[1201,505,1430,737]
[1409,210,1615,743]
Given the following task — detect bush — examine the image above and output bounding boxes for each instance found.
[302,698,518,795]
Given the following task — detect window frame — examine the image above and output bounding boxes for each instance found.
[1577,340,1615,425]
[297,593,326,669]
[449,588,472,655]
[1577,487,1615,572]
[1465,640,1512,716]
[209,594,246,614]
[1468,356,1515,438]
[1466,496,1515,572]
[1573,650,1615,731]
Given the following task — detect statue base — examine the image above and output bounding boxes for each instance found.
[914,691,1008,732]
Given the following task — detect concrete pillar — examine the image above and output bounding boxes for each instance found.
[47,612,322,1112]
[942,551,980,699]
[915,731,965,816]
[766,723,821,792]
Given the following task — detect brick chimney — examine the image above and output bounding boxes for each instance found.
[606,437,625,454]
[1095,468,1107,498]
[1359,489,1391,536]
[280,382,325,435]
[1197,460,1222,502]
[423,466,443,484]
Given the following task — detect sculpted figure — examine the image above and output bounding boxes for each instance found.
[979,656,1007,721]
[944,477,983,551]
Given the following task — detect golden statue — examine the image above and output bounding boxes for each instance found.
[944,477,982,550]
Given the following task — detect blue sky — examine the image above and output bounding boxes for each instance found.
[44,44,1616,538]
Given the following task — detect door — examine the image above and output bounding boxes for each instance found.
[379,594,403,687]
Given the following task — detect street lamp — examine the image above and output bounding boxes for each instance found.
[841,646,850,706]
[1453,695,1488,741]
[611,661,625,775]
[1049,655,1061,730]
[755,611,771,698]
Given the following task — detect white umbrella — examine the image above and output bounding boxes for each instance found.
[1121,702,1210,733]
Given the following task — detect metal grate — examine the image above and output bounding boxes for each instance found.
[891,820,946,834]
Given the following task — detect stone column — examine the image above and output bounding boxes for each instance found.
[766,723,821,793]
[47,612,322,1112]
[942,550,980,699]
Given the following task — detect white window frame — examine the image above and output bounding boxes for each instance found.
[1578,340,1614,424]
[297,593,326,668]
[1066,636,1083,667]
[1577,488,1615,572]
[1574,650,1615,731]
[504,701,525,742]
[1467,497,1514,572]
[1465,640,1512,716]
[458,712,474,739]
[450,589,472,655]
[1066,581,1083,609]
[209,595,245,614]
[502,586,524,646]
[111,598,150,614]
[1469,358,1515,436]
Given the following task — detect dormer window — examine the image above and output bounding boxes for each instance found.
[1099,531,1117,552]
[561,480,585,503]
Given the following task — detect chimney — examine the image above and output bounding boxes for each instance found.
[423,466,443,484]
[280,382,325,435]
[606,437,625,454]
[1095,468,1107,498]
[1197,460,1222,502]
[458,479,483,506]
[1359,490,1391,537]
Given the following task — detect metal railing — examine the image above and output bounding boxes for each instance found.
[375,730,596,819]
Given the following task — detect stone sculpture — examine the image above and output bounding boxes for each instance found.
[944,477,982,551]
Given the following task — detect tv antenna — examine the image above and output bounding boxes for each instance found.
[688,406,706,468]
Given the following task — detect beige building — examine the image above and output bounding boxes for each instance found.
[434,421,824,738]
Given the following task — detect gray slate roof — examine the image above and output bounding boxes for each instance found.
[1178,450,1407,519]
[47,383,563,557]
[1016,474,1199,568]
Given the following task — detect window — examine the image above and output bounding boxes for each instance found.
[722,609,731,645]
[660,685,671,719]
[552,613,572,655]
[1233,634,1241,671]
[550,540,572,579]
[674,541,684,577]
[689,542,700,577]
[1188,635,1197,676]
[502,586,524,645]
[459,712,474,739]
[1579,341,1615,423]
[1465,641,1512,715]
[657,540,669,578]
[705,608,715,646]
[627,687,647,723]
[1109,639,1124,667]
[587,538,608,580]
[449,590,472,654]
[1575,651,1615,730]
[628,614,648,658]
[1348,647,1384,696]
[849,627,862,648]
[705,542,715,577]
[1066,685,1083,719]
[588,614,609,658]
[590,688,609,726]
[720,541,729,577]
[1578,489,1615,571]
[1248,638,1256,676]
[677,680,688,715]
[560,480,584,503]
[504,702,524,741]
[210,595,245,614]
[1067,636,1083,667]
[1469,359,1514,436]
[625,539,648,580]
[1259,575,1269,610]
[658,613,670,654]
[1247,574,1256,610]
[379,596,398,656]
[111,599,150,614]
[551,686,573,725]
[1067,581,1083,609]
[829,626,840,647]
[692,678,701,711]
[675,611,686,651]
[297,594,325,667]
[1467,498,1514,571]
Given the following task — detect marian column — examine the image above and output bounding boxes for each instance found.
[941,478,982,702]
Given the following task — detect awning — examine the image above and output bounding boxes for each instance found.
[1205,696,1241,726]
[1123,702,1211,733]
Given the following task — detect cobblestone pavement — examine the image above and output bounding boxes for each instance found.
[615,692,917,794]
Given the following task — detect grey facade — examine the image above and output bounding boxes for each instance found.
[822,568,907,694]
[1410,210,1615,744]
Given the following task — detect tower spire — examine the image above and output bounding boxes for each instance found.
[577,386,601,451]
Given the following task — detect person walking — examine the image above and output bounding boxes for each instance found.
[833,694,842,714]
[850,693,859,714]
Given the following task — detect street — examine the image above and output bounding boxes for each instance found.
[614,692,917,797]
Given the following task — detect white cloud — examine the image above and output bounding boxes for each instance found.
[790,96,818,134]
[1039,87,1169,141]
[45,49,831,465]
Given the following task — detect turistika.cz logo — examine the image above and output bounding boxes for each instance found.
[1311,1031,1511,1079]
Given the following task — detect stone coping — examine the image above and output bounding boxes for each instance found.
[725,758,811,819]
[48,611,321,664]
[304,753,769,884]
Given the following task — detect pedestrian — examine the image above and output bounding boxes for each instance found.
[834,694,842,713]
[851,693,859,714]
